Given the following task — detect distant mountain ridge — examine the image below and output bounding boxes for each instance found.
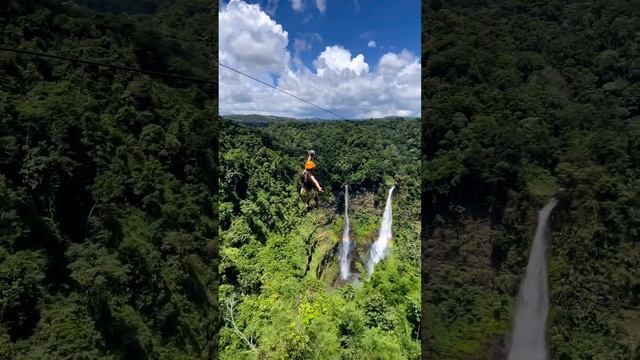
[223,114,419,127]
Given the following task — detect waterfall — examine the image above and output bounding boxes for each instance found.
[339,185,351,280]
[508,198,558,360]
[366,185,396,275]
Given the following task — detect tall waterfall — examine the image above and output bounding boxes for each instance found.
[508,198,558,360]
[366,185,396,275]
[339,185,351,280]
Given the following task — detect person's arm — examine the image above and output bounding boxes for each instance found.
[310,175,323,192]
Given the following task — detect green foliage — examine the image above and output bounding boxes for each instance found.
[219,117,420,358]
[261,119,420,195]
[0,327,14,360]
[424,0,640,357]
[0,251,45,340]
[0,0,217,358]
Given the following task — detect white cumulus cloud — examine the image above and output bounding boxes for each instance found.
[219,0,420,119]
[315,0,326,13]
[378,50,417,75]
[314,46,369,76]
[219,0,289,77]
[367,40,376,48]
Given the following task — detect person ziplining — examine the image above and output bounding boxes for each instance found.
[300,149,323,209]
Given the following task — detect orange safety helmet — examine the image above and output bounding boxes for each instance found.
[305,160,316,170]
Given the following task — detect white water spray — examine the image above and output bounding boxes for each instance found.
[508,198,558,360]
[339,185,351,280]
[366,185,395,275]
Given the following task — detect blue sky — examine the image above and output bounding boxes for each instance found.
[252,0,420,71]
[219,0,421,119]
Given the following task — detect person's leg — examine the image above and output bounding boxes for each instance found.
[301,187,310,209]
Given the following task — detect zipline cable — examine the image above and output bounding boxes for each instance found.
[0,46,217,84]
[0,46,350,120]
[219,62,348,120]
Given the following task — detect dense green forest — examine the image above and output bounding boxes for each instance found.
[224,114,420,128]
[219,116,420,359]
[0,0,218,358]
[423,0,640,359]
